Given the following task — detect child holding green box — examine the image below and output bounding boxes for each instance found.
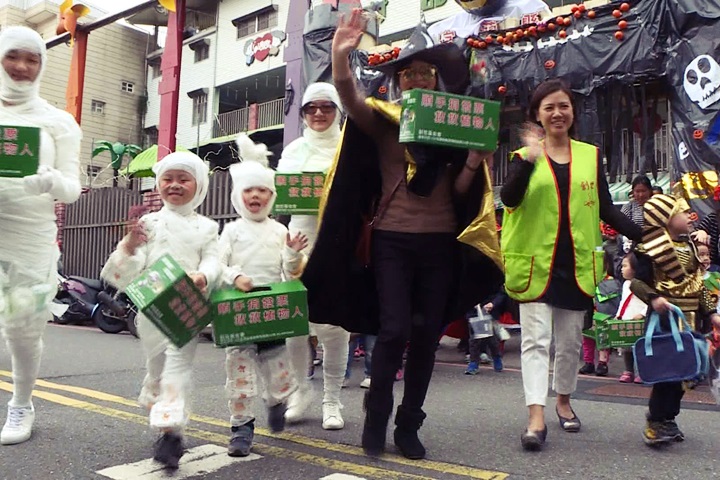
[218,134,308,458]
[101,152,220,469]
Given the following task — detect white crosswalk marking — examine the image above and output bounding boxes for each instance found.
[96,444,261,479]
[319,475,367,480]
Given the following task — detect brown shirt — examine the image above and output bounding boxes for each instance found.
[335,78,456,234]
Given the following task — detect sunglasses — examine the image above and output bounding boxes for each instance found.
[398,66,437,81]
[302,103,337,115]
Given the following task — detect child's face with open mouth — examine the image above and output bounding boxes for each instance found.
[242,186,273,214]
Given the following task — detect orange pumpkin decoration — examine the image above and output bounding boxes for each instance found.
[544,60,556,70]
[693,129,704,140]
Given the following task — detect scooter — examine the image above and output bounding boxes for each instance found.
[53,273,136,335]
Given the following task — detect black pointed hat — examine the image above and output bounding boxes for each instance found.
[373,23,469,94]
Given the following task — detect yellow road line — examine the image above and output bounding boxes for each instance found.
[0,371,508,480]
[0,381,435,480]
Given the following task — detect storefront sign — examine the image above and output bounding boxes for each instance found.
[244,30,287,65]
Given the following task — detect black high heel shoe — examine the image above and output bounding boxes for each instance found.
[556,406,581,432]
[520,425,547,451]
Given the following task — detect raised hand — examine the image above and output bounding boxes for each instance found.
[123,219,147,256]
[690,229,709,245]
[332,8,368,57]
[520,122,544,163]
[286,232,309,252]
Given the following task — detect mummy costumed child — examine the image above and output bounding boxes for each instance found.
[278,82,351,430]
[218,134,306,457]
[101,152,219,469]
[0,26,82,446]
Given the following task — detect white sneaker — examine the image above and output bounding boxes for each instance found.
[360,376,371,389]
[322,402,344,430]
[285,388,312,423]
[1,404,35,445]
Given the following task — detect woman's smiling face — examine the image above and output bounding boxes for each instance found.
[535,90,574,137]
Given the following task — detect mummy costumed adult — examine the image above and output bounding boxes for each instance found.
[101,152,219,468]
[218,134,302,457]
[277,83,351,430]
[0,26,82,446]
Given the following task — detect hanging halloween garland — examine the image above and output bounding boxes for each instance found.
[463,0,635,51]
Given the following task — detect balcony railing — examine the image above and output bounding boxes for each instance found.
[213,98,285,139]
[186,10,216,34]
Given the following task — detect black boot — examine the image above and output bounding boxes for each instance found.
[361,391,389,457]
[393,406,427,460]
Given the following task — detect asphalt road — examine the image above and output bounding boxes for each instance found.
[0,325,718,480]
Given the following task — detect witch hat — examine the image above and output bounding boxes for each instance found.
[373,23,469,95]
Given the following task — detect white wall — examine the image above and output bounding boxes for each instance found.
[145,0,294,148]
[380,0,464,37]
[176,30,217,148]
[144,0,465,147]
[214,0,290,88]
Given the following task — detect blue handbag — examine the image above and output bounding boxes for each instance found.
[633,305,709,385]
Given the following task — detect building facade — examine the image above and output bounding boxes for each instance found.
[0,0,149,187]
[140,0,670,200]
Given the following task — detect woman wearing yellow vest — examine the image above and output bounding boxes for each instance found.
[500,79,641,451]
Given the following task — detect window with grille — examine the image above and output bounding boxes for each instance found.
[194,42,210,62]
[236,17,255,39]
[144,126,158,147]
[122,81,135,93]
[191,93,208,126]
[91,100,105,115]
[234,7,278,39]
[86,165,101,178]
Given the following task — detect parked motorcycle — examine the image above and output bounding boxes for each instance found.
[53,273,136,335]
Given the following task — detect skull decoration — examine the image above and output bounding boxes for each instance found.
[683,54,720,109]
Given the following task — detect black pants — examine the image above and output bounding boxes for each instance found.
[469,335,499,363]
[366,231,456,418]
[648,381,684,421]
[623,349,635,372]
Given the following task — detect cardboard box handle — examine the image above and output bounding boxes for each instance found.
[248,286,272,293]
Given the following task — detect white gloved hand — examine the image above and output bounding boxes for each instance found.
[23,165,56,196]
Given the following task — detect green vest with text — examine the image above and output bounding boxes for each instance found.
[501,140,604,302]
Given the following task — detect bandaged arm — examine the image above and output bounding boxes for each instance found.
[48,114,82,203]
[194,222,221,291]
[218,225,244,287]
[101,237,148,291]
